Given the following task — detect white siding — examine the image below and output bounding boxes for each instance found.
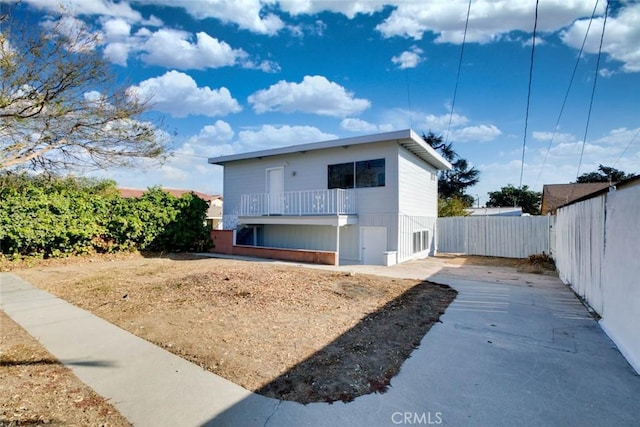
[398,146,438,217]
[222,141,400,218]
[263,224,335,251]
[397,215,437,262]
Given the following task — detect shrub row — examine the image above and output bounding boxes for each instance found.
[0,174,212,258]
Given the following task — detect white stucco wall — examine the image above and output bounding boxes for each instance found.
[554,181,640,373]
[599,182,640,373]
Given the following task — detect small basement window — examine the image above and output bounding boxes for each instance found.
[412,230,430,253]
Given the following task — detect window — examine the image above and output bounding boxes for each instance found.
[328,162,355,189]
[412,230,430,253]
[356,158,385,188]
[328,158,385,189]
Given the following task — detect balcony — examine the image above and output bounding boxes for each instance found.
[240,189,356,217]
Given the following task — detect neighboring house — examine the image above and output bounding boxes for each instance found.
[541,183,610,215]
[208,129,451,266]
[465,207,523,216]
[118,188,223,229]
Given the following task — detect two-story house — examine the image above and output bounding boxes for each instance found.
[208,129,451,266]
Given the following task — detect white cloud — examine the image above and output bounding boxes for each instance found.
[128,70,241,118]
[236,125,338,151]
[376,0,607,43]
[561,3,640,73]
[391,46,424,69]
[248,75,371,117]
[140,29,247,69]
[25,0,143,22]
[99,23,276,71]
[340,118,394,133]
[450,125,502,142]
[279,0,387,19]
[424,113,469,130]
[532,131,576,144]
[138,0,285,35]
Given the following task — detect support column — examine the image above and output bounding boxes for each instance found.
[335,224,340,266]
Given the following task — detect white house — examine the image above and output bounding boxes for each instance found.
[208,129,451,265]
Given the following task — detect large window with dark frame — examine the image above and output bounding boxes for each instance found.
[328,158,385,189]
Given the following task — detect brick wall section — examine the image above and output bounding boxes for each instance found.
[209,230,337,266]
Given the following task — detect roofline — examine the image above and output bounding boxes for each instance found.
[556,174,640,210]
[207,129,452,170]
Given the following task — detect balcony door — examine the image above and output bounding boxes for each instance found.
[266,167,284,215]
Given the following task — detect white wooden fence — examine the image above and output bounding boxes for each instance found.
[437,216,552,258]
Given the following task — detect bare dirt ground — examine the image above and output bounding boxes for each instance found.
[6,253,456,406]
[0,311,131,426]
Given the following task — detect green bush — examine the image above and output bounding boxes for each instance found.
[0,173,212,258]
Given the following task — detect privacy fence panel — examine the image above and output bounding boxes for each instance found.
[437,216,551,258]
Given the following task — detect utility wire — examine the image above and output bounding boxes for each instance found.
[612,127,640,170]
[444,0,472,144]
[519,0,540,190]
[533,0,600,190]
[575,0,609,181]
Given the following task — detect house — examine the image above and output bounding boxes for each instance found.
[208,129,451,266]
[465,207,523,216]
[541,183,610,215]
[118,188,223,229]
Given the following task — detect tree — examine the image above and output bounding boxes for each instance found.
[576,165,633,183]
[423,132,479,205]
[486,184,541,215]
[0,8,166,173]
[438,196,469,217]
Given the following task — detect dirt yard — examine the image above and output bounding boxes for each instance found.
[7,253,456,406]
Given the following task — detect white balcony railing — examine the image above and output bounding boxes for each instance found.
[240,189,356,216]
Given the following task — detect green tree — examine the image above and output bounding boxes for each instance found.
[486,184,541,215]
[0,7,166,173]
[576,165,633,183]
[423,132,479,205]
[438,196,470,217]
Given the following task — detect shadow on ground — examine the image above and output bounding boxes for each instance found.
[255,280,456,404]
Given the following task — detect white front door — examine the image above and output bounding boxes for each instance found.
[266,167,284,215]
[360,226,387,265]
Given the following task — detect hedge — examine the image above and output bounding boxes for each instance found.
[0,173,212,258]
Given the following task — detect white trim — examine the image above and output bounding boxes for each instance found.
[209,129,451,171]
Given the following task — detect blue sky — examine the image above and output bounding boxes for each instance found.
[14,0,640,205]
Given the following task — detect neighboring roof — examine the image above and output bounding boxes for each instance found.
[541,183,610,215]
[466,207,522,216]
[118,188,222,203]
[551,174,640,212]
[208,129,452,171]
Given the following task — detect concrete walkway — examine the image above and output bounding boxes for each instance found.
[1,257,639,426]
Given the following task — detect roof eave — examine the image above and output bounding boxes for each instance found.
[208,129,452,171]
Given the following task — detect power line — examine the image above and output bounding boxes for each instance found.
[518,0,540,190]
[444,0,472,144]
[533,0,601,190]
[612,127,640,170]
[575,0,609,181]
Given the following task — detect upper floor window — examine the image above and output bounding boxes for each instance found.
[328,158,385,189]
